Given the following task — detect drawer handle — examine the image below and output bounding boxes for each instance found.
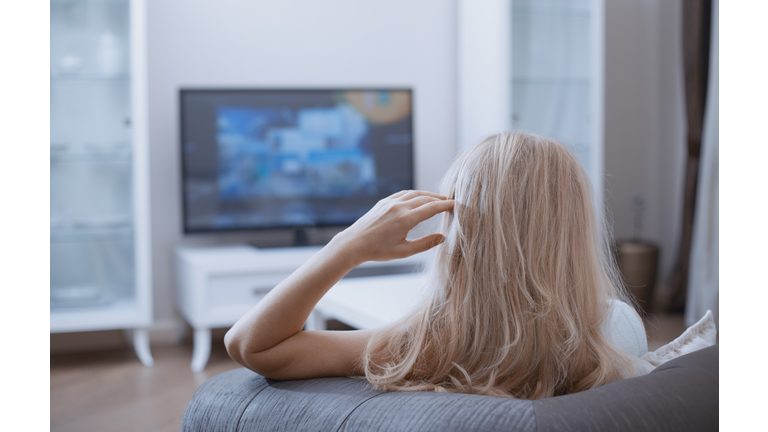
[252,287,272,296]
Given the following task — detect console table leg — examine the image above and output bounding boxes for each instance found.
[133,328,154,367]
[306,310,328,331]
[124,328,154,366]
[191,328,212,372]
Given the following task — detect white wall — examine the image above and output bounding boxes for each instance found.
[456,0,511,152]
[604,0,686,290]
[146,0,458,332]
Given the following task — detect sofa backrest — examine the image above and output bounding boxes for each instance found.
[183,345,718,432]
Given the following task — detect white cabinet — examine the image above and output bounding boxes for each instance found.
[458,0,606,199]
[50,0,153,366]
[175,245,426,371]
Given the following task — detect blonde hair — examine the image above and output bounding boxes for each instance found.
[362,131,635,400]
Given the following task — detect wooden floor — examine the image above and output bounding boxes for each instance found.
[50,338,240,432]
[50,313,688,432]
[644,312,689,351]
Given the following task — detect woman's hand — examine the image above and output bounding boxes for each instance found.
[332,190,455,264]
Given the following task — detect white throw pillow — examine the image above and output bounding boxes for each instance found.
[633,310,717,377]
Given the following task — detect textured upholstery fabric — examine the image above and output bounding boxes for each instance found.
[183,345,718,432]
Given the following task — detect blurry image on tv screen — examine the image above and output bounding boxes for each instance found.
[216,90,411,201]
[182,89,413,232]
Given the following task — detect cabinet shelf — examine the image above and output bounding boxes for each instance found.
[51,72,130,81]
[50,297,147,333]
[51,285,116,309]
[512,77,590,85]
[51,0,130,4]
[50,227,134,244]
[50,217,133,243]
[511,2,590,18]
[50,143,132,163]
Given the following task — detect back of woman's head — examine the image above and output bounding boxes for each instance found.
[363,131,634,400]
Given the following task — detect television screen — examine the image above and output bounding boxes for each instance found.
[180,89,414,234]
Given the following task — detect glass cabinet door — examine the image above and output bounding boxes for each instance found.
[510,0,603,196]
[457,0,604,200]
[50,0,135,309]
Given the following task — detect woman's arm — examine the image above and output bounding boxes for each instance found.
[224,190,454,380]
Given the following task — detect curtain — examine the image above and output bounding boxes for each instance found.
[686,0,718,327]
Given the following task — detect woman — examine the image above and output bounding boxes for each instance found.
[225,131,641,400]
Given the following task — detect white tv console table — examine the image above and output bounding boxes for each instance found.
[175,245,428,372]
[313,272,430,330]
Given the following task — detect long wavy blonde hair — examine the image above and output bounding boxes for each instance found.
[362,131,635,400]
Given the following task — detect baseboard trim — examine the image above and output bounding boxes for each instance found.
[50,318,188,354]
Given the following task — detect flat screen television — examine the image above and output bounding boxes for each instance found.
[180,88,414,244]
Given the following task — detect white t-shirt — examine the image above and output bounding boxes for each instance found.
[605,299,648,358]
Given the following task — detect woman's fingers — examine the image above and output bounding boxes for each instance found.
[393,190,447,202]
[402,195,442,210]
[403,233,446,255]
[387,190,412,199]
[409,198,455,223]
[341,190,453,262]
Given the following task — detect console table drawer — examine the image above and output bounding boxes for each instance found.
[206,273,287,309]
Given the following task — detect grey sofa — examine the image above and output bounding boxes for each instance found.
[182,345,718,431]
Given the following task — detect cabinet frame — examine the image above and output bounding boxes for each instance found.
[50,0,153,366]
